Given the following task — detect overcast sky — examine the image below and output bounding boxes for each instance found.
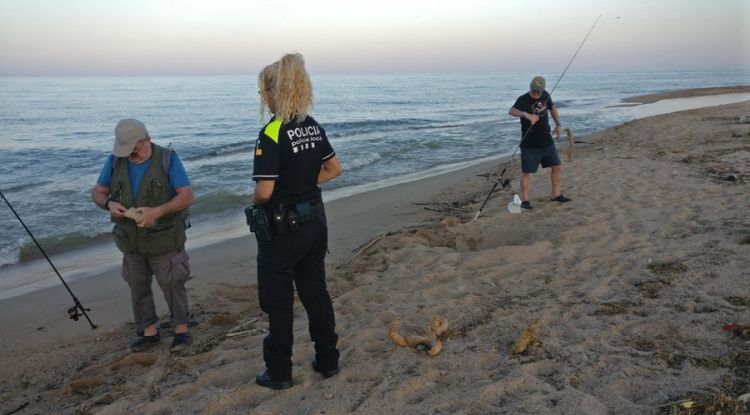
[0,0,747,76]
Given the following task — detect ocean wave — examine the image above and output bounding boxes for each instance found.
[0,242,21,268]
[554,97,606,108]
[16,231,112,262]
[341,153,383,170]
[1,180,55,194]
[182,141,253,162]
[190,190,251,215]
[326,117,436,138]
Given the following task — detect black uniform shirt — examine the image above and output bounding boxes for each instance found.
[253,115,335,206]
[513,91,555,149]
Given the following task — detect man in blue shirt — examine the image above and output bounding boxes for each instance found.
[91,119,194,353]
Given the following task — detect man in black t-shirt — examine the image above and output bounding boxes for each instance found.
[509,75,571,209]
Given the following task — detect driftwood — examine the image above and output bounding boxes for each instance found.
[226,318,260,335]
[565,128,575,162]
[389,314,449,356]
[511,319,543,355]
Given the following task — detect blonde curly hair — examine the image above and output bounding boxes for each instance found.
[258,53,314,124]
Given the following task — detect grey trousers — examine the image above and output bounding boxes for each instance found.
[121,249,191,333]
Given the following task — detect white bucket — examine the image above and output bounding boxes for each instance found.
[507,194,522,214]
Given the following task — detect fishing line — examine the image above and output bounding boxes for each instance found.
[0,189,97,329]
[473,14,603,221]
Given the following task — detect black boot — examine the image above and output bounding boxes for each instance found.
[312,360,340,378]
[255,371,292,390]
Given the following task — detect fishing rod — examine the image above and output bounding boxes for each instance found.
[473,14,603,221]
[0,189,97,329]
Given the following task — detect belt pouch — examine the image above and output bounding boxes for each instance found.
[273,205,287,234]
[295,201,312,223]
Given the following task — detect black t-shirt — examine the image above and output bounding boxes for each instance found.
[252,115,335,206]
[513,91,555,149]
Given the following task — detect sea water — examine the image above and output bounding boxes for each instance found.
[1,71,749,273]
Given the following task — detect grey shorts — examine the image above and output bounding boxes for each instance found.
[122,249,191,332]
[521,145,561,173]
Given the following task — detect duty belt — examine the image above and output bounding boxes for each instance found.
[245,201,324,244]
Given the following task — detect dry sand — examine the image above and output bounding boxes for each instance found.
[1,91,749,415]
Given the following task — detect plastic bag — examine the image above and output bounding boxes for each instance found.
[507,194,522,214]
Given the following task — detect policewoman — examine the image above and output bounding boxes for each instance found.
[251,53,343,390]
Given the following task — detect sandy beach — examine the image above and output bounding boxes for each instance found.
[1,88,749,414]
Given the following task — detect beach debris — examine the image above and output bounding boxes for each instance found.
[565,128,575,161]
[227,317,260,333]
[123,207,140,220]
[722,322,750,339]
[110,352,158,370]
[722,172,738,182]
[389,314,449,356]
[659,392,744,414]
[511,319,543,355]
[63,376,105,395]
[223,317,262,338]
[722,323,739,331]
[680,400,694,409]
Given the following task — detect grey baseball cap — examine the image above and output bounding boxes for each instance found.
[530,76,546,93]
[113,118,148,157]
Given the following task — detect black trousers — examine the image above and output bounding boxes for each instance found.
[256,212,339,380]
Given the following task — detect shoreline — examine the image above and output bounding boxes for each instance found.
[1,88,748,414]
[2,88,750,299]
[619,85,750,104]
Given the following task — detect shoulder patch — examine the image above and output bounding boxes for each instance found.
[263,119,283,144]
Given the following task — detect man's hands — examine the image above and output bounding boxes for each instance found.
[524,113,562,139]
[111,204,160,228]
[107,200,127,219]
[525,112,540,126]
[93,185,192,229]
[134,206,161,228]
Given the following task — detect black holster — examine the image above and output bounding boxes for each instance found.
[245,204,272,244]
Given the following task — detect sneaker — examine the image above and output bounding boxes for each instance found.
[255,370,292,390]
[312,360,340,378]
[550,194,571,203]
[170,332,192,353]
[129,331,160,352]
[520,201,533,210]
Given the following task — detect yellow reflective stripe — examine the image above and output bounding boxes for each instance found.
[263,119,282,144]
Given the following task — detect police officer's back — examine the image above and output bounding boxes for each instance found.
[250,53,343,390]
